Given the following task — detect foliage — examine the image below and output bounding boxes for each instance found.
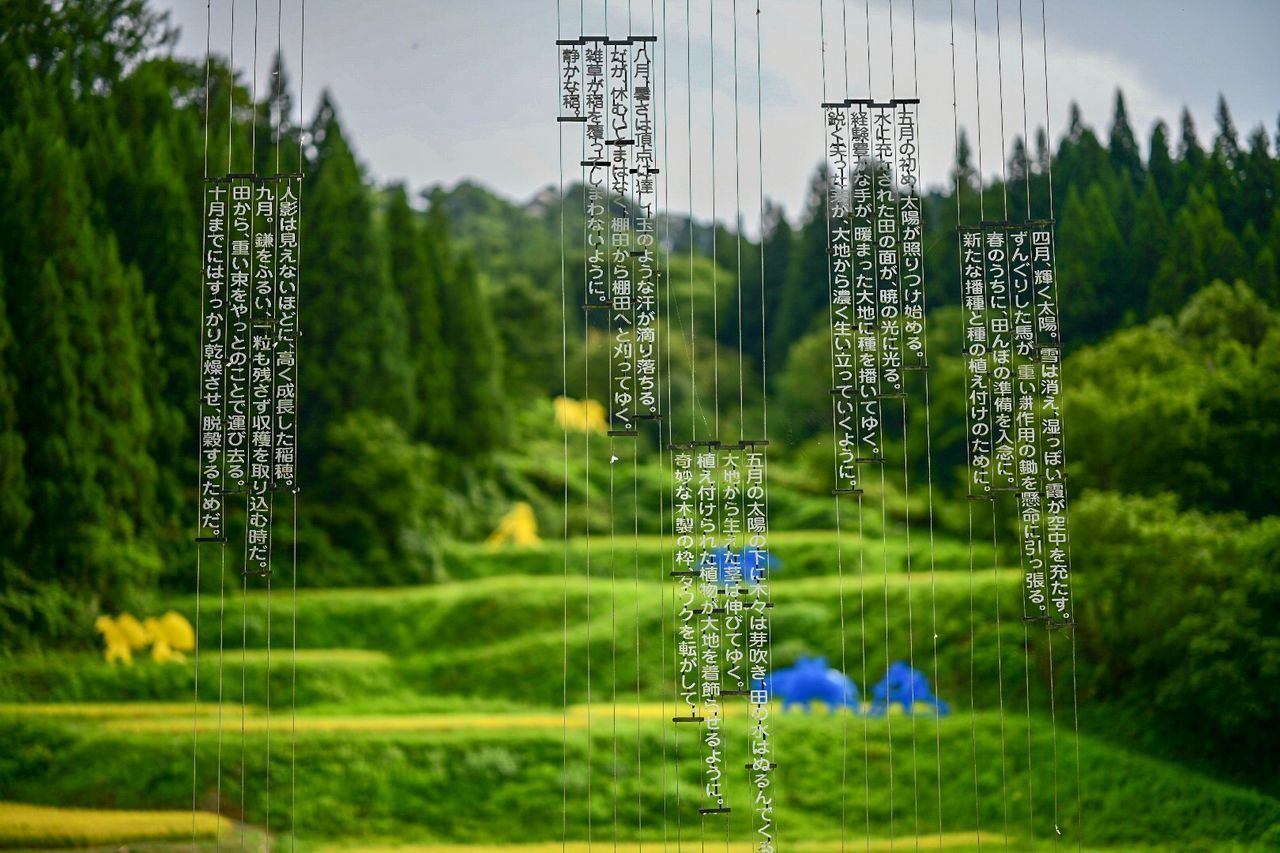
[0,2,514,640]
[1066,281,1279,517]
[302,94,414,446]
[0,49,163,640]
[1072,492,1280,788]
[6,0,1278,635]
[309,412,444,586]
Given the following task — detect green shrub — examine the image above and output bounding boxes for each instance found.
[1072,491,1280,790]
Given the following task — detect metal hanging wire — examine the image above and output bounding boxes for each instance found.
[1035,0,1084,843]
[192,1,215,845]
[902,0,950,842]
[554,3,572,850]
[947,0,986,840]
[215,4,237,846]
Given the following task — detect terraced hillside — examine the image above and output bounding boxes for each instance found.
[2,541,1278,850]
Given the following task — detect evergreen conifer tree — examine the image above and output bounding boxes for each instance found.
[746,200,791,371]
[1148,120,1176,209]
[1208,97,1245,231]
[1240,128,1277,235]
[1057,184,1123,341]
[1150,187,1246,316]
[1130,177,1170,314]
[385,184,455,443]
[773,167,831,365]
[1177,108,1206,202]
[418,194,460,444]
[1108,91,1144,186]
[437,247,506,458]
[300,92,414,458]
[0,267,31,553]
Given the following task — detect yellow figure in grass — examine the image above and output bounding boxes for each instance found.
[554,396,608,434]
[114,613,151,650]
[144,612,196,664]
[94,613,149,666]
[94,616,138,666]
[95,611,195,665]
[487,502,540,550]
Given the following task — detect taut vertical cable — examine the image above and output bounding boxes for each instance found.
[986,1,1013,846]
[733,0,744,437]
[660,1,684,848]
[699,9,728,830]
[554,4,571,851]
[884,0,926,842]
[289,2,305,849]
[577,3,601,842]
[259,0,285,836]
[1012,0,1039,841]
[751,5,780,848]
[904,0,949,843]
[215,4,236,846]
[631,0,645,845]
[1037,1,1084,844]
[603,6,622,846]
[832,6,856,842]
[680,3,711,845]
[863,0,898,844]
[968,3,1015,845]
[709,0,721,443]
[192,0,215,844]
[236,5,262,847]
[947,0,984,842]
[818,4,856,850]
[687,0,697,444]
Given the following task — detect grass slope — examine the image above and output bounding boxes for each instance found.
[2,572,1044,712]
[4,566,1273,849]
[1,711,1276,850]
[0,801,237,847]
[440,532,994,583]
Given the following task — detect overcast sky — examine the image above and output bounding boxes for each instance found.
[159,1,1278,226]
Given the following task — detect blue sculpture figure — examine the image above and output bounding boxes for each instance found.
[758,656,859,713]
[867,660,950,717]
[701,545,779,587]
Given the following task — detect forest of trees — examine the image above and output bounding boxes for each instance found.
[0,1,513,636]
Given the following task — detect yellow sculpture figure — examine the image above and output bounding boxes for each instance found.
[94,613,150,666]
[114,613,151,651]
[143,612,196,664]
[94,616,136,666]
[95,611,195,665]
[554,396,607,434]
[487,502,540,550]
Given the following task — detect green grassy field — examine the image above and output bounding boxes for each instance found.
[2,540,1278,850]
[3,705,1278,850]
[3,570,1034,710]
[438,531,995,583]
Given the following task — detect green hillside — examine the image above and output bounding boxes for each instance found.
[4,571,1279,849]
[3,569,1028,711]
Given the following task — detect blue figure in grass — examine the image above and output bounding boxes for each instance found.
[702,545,779,587]
[759,656,859,713]
[866,660,950,717]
